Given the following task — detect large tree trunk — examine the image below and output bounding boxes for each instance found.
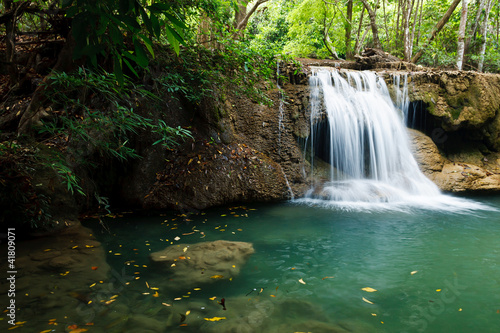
[478,0,494,71]
[345,0,353,59]
[402,0,413,61]
[411,0,461,63]
[360,0,382,49]
[456,0,468,70]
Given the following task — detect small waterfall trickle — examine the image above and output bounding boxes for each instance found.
[297,67,490,212]
[277,61,286,156]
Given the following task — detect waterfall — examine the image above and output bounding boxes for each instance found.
[277,61,286,155]
[297,67,491,212]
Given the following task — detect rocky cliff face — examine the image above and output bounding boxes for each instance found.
[123,62,500,212]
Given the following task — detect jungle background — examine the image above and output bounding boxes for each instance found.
[1,0,499,233]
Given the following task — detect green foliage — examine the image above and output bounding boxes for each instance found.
[0,142,52,230]
[63,0,187,85]
[152,121,193,147]
[36,67,192,193]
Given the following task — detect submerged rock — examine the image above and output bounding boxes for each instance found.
[150,240,254,289]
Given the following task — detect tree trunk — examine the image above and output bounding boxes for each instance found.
[456,0,468,70]
[234,0,269,32]
[411,0,461,63]
[321,0,340,60]
[465,0,487,55]
[5,0,18,87]
[17,32,78,135]
[478,0,494,71]
[416,0,424,46]
[403,0,413,61]
[345,0,353,59]
[360,0,382,49]
[409,0,419,57]
[354,7,366,54]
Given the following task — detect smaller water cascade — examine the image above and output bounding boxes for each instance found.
[297,67,492,212]
[277,61,286,155]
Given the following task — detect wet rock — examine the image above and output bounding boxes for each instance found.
[150,240,254,289]
[410,129,500,193]
[48,255,77,269]
[408,129,445,173]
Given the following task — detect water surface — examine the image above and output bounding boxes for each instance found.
[80,195,500,332]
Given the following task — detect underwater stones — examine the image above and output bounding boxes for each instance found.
[127,314,166,332]
[150,240,254,289]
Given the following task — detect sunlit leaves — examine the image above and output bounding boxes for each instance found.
[361,287,377,292]
[362,297,374,304]
[204,317,227,321]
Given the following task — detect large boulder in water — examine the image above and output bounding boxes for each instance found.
[150,240,254,289]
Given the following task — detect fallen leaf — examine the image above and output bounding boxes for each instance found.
[411,271,418,275]
[210,275,224,279]
[67,325,78,330]
[69,329,88,333]
[91,266,98,270]
[298,278,306,284]
[186,310,191,316]
[162,303,172,307]
[174,298,182,301]
[322,276,334,280]
[362,287,377,292]
[204,317,227,321]
[371,313,377,316]
[362,297,374,304]
[174,236,180,241]
[153,291,159,297]
[436,289,442,292]
[183,247,188,252]
[209,296,217,300]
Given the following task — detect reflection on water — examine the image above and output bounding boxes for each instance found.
[3,196,500,332]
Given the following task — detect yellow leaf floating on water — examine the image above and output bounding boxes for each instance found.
[436,289,442,292]
[210,275,224,279]
[371,313,377,316]
[186,310,191,316]
[174,236,181,241]
[209,296,217,300]
[411,271,418,275]
[362,287,377,292]
[362,297,374,304]
[322,276,335,280]
[162,303,171,307]
[298,278,306,285]
[204,317,227,321]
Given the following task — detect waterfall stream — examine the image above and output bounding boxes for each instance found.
[297,67,491,212]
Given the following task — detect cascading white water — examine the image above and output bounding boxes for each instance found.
[297,67,493,212]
